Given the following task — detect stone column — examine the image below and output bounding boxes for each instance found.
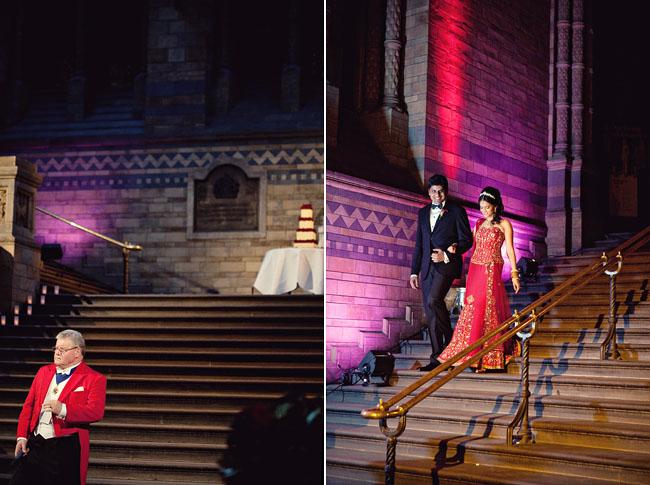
[546,0,590,255]
[213,0,232,116]
[281,0,300,112]
[383,0,404,110]
[67,0,87,121]
[362,0,383,112]
[363,0,409,169]
[545,0,571,256]
[570,0,585,251]
[0,157,43,314]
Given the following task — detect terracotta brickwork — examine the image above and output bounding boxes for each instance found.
[422,0,549,220]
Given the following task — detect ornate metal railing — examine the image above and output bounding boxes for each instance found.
[36,207,143,293]
[361,224,650,484]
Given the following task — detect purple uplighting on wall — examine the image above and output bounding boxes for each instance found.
[326,0,549,382]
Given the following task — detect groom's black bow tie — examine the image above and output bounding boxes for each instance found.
[432,204,442,210]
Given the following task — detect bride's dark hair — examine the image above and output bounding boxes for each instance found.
[478,186,504,224]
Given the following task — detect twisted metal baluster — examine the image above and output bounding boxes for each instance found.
[379,406,407,485]
[600,252,623,360]
[507,310,537,445]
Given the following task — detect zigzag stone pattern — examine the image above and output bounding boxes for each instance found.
[326,186,418,268]
[31,146,324,173]
[22,144,324,192]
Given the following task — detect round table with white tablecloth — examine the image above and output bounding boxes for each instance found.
[253,247,324,295]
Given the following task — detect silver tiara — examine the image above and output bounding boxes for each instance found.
[480,191,496,200]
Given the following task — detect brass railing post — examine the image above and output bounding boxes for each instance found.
[507,309,537,446]
[36,207,142,294]
[379,412,407,485]
[600,252,623,359]
[122,247,130,294]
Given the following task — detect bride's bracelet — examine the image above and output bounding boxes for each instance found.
[510,269,520,281]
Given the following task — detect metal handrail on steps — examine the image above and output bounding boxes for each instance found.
[36,207,143,293]
[361,224,650,485]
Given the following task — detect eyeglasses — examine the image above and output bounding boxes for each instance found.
[52,346,79,354]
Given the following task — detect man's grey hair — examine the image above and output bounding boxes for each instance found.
[56,329,86,356]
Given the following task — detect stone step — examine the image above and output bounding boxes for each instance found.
[538,316,649,329]
[0,359,322,378]
[0,418,229,446]
[0,386,294,408]
[529,341,650,360]
[327,425,650,484]
[13,314,324,327]
[0,335,323,350]
[87,478,223,485]
[327,384,650,424]
[540,259,650,274]
[517,281,647,294]
[389,370,650,400]
[396,339,650,361]
[0,402,233,427]
[543,305,650,318]
[86,456,219,483]
[1,324,321,337]
[32,304,324,317]
[0,435,223,463]
[509,357,650,378]
[2,347,323,364]
[533,327,650,344]
[394,353,650,378]
[540,273,650,285]
[92,440,223,465]
[326,447,627,484]
[41,293,324,307]
[327,402,650,452]
[0,372,322,394]
[0,475,222,485]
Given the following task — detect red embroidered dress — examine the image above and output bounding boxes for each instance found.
[437,219,519,370]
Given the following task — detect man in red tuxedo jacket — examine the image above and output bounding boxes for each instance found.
[11,329,106,485]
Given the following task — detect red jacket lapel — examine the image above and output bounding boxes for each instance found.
[57,361,88,402]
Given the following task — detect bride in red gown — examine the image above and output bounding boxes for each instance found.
[437,186,521,371]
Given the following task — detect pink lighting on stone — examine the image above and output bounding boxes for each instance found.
[428,0,470,181]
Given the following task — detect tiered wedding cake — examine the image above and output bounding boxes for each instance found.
[293,204,318,248]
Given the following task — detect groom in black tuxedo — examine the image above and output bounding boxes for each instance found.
[410,174,472,371]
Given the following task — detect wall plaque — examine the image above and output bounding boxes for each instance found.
[194,164,259,232]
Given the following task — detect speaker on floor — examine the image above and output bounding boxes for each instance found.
[356,350,395,386]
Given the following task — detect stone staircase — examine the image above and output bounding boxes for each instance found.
[326,249,650,484]
[0,292,323,484]
[40,261,120,295]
